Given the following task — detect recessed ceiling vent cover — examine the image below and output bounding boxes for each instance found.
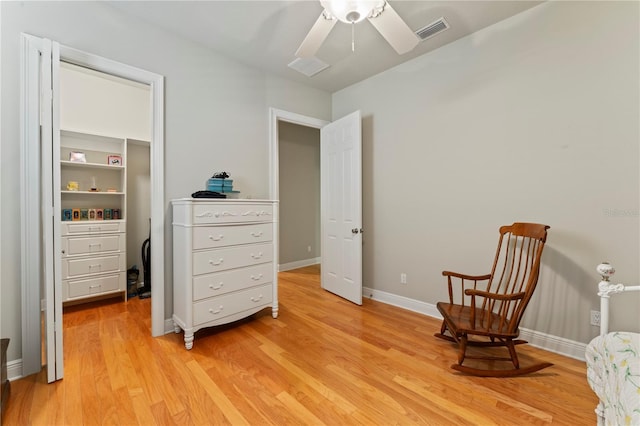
[415,17,449,41]
[288,57,330,77]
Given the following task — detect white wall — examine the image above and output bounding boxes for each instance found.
[0,1,331,363]
[333,1,639,344]
[60,62,151,140]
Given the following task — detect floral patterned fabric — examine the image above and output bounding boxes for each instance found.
[586,332,640,426]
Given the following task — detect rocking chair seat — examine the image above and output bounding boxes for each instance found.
[434,222,551,377]
[436,302,519,339]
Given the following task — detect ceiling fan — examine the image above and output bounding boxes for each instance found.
[296,0,419,58]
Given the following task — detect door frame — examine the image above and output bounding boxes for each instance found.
[20,33,166,378]
[268,108,329,202]
[268,109,328,271]
[268,108,363,303]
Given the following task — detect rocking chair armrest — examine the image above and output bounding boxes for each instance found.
[442,271,492,281]
[464,289,526,301]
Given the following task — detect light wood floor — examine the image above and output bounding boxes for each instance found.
[5,265,597,425]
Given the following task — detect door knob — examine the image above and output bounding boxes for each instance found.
[352,228,359,234]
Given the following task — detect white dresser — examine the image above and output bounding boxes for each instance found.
[172,198,278,349]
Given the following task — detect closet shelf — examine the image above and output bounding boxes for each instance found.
[61,190,124,195]
[61,160,124,170]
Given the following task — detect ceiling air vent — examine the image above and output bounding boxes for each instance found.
[288,57,330,77]
[415,17,449,41]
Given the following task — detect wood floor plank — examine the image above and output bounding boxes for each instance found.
[28,370,52,426]
[4,265,598,425]
[185,360,249,425]
[275,391,325,425]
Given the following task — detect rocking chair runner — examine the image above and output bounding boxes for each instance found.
[435,222,551,377]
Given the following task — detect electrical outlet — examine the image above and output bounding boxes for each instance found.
[590,310,601,326]
[307,245,311,253]
[400,273,407,284]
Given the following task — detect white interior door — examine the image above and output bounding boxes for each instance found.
[41,38,64,382]
[321,110,363,305]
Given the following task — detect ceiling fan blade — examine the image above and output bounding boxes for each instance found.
[296,12,337,58]
[367,2,419,55]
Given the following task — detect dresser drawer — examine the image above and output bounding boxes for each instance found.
[64,272,123,300]
[193,243,273,275]
[193,283,272,326]
[62,253,125,279]
[193,263,273,301]
[193,223,272,250]
[61,221,125,235]
[192,204,273,224]
[62,234,125,256]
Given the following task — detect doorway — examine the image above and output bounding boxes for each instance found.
[20,34,165,381]
[269,108,364,305]
[268,109,328,273]
[60,62,152,297]
[277,121,321,272]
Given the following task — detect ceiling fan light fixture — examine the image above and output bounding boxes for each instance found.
[320,0,385,24]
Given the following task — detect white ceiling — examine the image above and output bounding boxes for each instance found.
[109,1,543,93]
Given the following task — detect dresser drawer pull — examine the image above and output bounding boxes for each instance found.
[89,284,101,289]
[89,243,102,248]
[250,295,263,303]
[88,264,102,269]
[88,226,102,231]
[250,273,263,281]
[250,231,263,238]
[209,234,224,241]
[242,210,272,217]
[208,282,224,290]
[209,258,224,266]
[215,211,237,218]
[209,306,224,315]
[250,252,263,260]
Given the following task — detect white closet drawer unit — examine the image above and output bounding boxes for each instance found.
[192,243,273,276]
[193,284,273,326]
[62,234,125,256]
[193,263,273,301]
[172,198,278,350]
[64,272,123,300]
[62,253,125,279]
[61,221,125,235]
[193,223,272,250]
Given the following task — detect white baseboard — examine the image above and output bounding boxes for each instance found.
[363,286,442,319]
[519,327,587,360]
[279,257,320,272]
[363,286,587,361]
[8,358,23,381]
[164,318,176,334]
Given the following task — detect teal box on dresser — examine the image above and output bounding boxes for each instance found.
[207,178,233,192]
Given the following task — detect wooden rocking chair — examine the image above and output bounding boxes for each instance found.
[435,222,552,377]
